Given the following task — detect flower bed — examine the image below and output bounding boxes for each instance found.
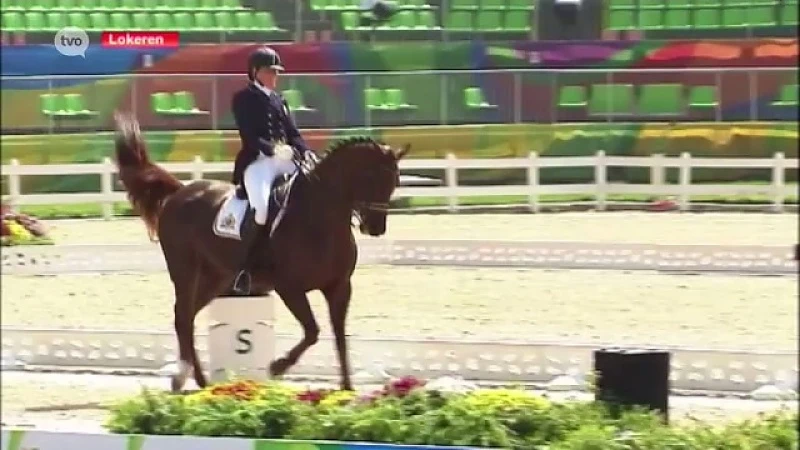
[1,205,53,246]
[106,377,798,449]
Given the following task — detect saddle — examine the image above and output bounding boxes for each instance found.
[214,172,298,241]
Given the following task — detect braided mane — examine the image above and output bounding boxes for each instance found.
[322,136,387,157]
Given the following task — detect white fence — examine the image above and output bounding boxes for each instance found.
[2,152,798,219]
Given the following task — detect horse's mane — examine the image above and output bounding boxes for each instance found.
[321,136,387,159]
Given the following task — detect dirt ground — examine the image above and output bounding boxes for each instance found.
[2,213,797,428]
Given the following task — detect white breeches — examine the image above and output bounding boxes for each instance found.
[243,153,297,225]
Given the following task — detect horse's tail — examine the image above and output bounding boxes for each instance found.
[113,111,183,241]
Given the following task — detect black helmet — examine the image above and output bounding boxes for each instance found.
[247,46,284,80]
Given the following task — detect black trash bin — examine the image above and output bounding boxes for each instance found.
[593,348,671,423]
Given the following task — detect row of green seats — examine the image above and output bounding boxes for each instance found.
[341,10,440,31]
[608,0,783,9]
[151,91,208,116]
[40,93,98,118]
[450,0,534,10]
[771,84,798,106]
[283,90,316,113]
[608,4,793,30]
[3,0,244,11]
[558,84,719,115]
[311,0,431,11]
[366,87,496,110]
[446,10,532,31]
[4,10,282,32]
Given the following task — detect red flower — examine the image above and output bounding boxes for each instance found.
[296,388,331,405]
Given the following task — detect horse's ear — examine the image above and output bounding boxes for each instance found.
[395,144,411,160]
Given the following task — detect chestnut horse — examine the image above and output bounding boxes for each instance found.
[112,112,409,392]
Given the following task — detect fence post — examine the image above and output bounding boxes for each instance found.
[8,159,21,209]
[771,152,785,213]
[650,153,665,193]
[445,153,458,213]
[192,155,204,181]
[594,150,607,211]
[101,157,114,220]
[527,151,540,213]
[678,152,691,212]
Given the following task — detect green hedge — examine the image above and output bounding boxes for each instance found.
[106,378,799,449]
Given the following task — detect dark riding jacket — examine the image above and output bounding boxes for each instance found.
[231,82,310,186]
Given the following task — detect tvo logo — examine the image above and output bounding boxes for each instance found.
[54,27,89,58]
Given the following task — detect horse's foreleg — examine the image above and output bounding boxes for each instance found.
[270,287,319,378]
[322,279,353,391]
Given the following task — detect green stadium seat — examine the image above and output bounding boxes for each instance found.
[748,4,776,26]
[589,84,634,115]
[464,87,496,109]
[608,9,635,30]
[323,0,349,10]
[3,12,24,32]
[58,0,85,10]
[24,12,47,31]
[416,10,439,29]
[340,11,364,30]
[771,84,798,106]
[193,12,215,30]
[220,0,244,9]
[252,11,281,31]
[88,12,109,31]
[508,0,534,10]
[63,93,97,117]
[722,6,747,27]
[29,0,57,10]
[558,86,587,108]
[694,8,720,28]
[451,0,478,10]
[213,11,234,29]
[638,9,663,29]
[94,0,117,9]
[446,11,473,30]
[483,0,506,11]
[639,84,683,115]
[283,89,315,112]
[173,12,194,31]
[182,0,202,10]
[664,7,690,29]
[310,0,327,10]
[132,12,152,30]
[3,0,24,11]
[384,88,416,110]
[669,0,691,6]
[385,10,414,30]
[505,10,530,31]
[173,91,208,115]
[781,3,799,25]
[40,94,66,117]
[151,92,178,115]
[109,12,132,31]
[694,0,720,6]
[688,86,718,109]
[118,0,139,9]
[142,0,168,9]
[198,0,221,8]
[640,0,665,9]
[46,12,67,31]
[154,13,175,30]
[68,12,90,29]
[233,11,253,29]
[365,88,390,111]
[477,11,503,31]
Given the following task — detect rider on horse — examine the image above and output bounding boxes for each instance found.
[230,45,313,295]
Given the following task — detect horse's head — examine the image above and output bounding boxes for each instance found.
[316,137,410,237]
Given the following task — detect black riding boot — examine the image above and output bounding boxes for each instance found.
[231,218,264,295]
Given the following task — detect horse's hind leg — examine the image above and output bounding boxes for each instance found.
[269,287,320,378]
[163,245,201,393]
[186,261,229,389]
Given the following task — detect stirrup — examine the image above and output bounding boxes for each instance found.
[232,270,252,295]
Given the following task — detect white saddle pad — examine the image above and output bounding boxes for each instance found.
[212,173,300,241]
[213,191,249,240]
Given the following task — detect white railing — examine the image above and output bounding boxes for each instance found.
[2,152,798,219]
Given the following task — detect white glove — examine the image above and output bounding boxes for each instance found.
[273,143,294,162]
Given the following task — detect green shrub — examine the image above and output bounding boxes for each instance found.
[105,378,800,449]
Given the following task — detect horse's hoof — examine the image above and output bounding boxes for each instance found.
[170,376,183,393]
[269,358,291,377]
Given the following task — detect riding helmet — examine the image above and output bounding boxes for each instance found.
[247,46,284,80]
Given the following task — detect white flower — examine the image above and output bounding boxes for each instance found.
[274,143,294,161]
